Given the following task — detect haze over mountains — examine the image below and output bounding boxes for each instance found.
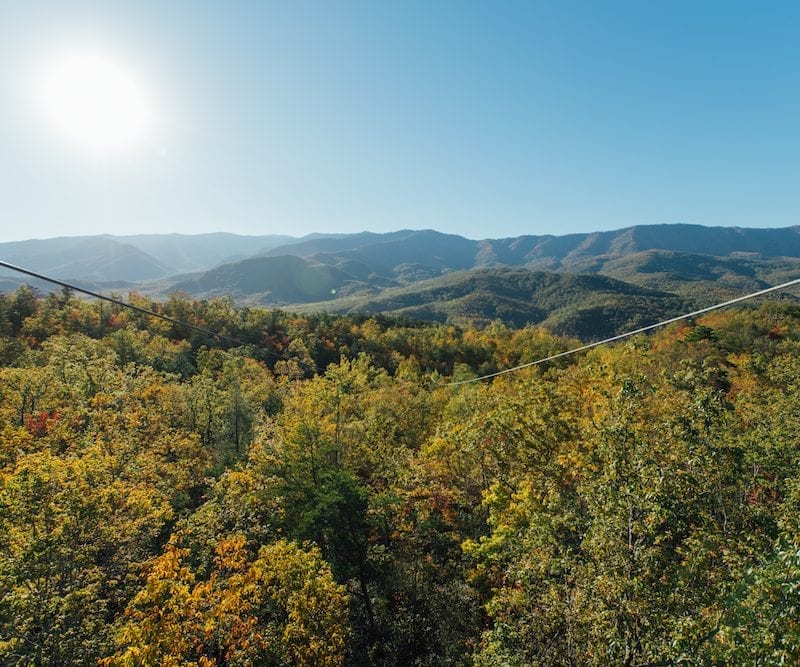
[0,233,298,281]
[2,224,800,337]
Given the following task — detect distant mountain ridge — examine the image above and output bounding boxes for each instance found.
[481,224,800,269]
[0,232,307,283]
[4,224,800,284]
[3,224,800,335]
[109,232,298,273]
[261,225,800,273]
[0,236,170,282]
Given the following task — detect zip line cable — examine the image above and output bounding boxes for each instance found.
[444,277,800,387]
[3,259,800,385]
[0,259,305,365]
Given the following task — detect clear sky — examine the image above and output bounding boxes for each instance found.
[1,1,799,242]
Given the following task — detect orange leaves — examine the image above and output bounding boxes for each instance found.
[108,535,349,666]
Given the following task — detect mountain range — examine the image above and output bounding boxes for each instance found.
[2,224,800,338]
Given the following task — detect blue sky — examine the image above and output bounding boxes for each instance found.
[1,1,799,242]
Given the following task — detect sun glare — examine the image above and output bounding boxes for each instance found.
[35,49,154,155]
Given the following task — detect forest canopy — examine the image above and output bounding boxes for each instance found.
[2,286,800,665]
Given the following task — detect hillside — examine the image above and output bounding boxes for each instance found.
[260,224,800,274]
[0,233,308,283]
[4,224,800,291]
[110,232,299,273]
[265,229,480,282]
[295,267,689,339]
[0,236,170,282]
[3,225,800,337]
[478,224,800,269]
[568,249,800,300]
[167,254,372,304]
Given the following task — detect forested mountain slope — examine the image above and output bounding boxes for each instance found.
[167,254,365,303]
[143,225,800,317]
[3,288,800,664]
[588,249,800,299]
[5,224,800,297]
[263,229,480,282]
[4,224,800,346]
[478,223,800,268]
[260,224,800,271]
[296,267,689,338]
[0,236,170,282]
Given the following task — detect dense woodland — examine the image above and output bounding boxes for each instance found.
[2,285,800,664]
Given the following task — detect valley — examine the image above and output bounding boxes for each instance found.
[3,224,800,340]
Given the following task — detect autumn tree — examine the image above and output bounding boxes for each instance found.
[107,535,349,666]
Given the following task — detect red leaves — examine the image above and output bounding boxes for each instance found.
[24,409,59,438]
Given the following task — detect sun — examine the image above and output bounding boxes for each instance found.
[34,49,155,155]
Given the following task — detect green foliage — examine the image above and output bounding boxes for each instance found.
[1,289,800,664]
[0,449,174,665]
[297,267,689,337]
